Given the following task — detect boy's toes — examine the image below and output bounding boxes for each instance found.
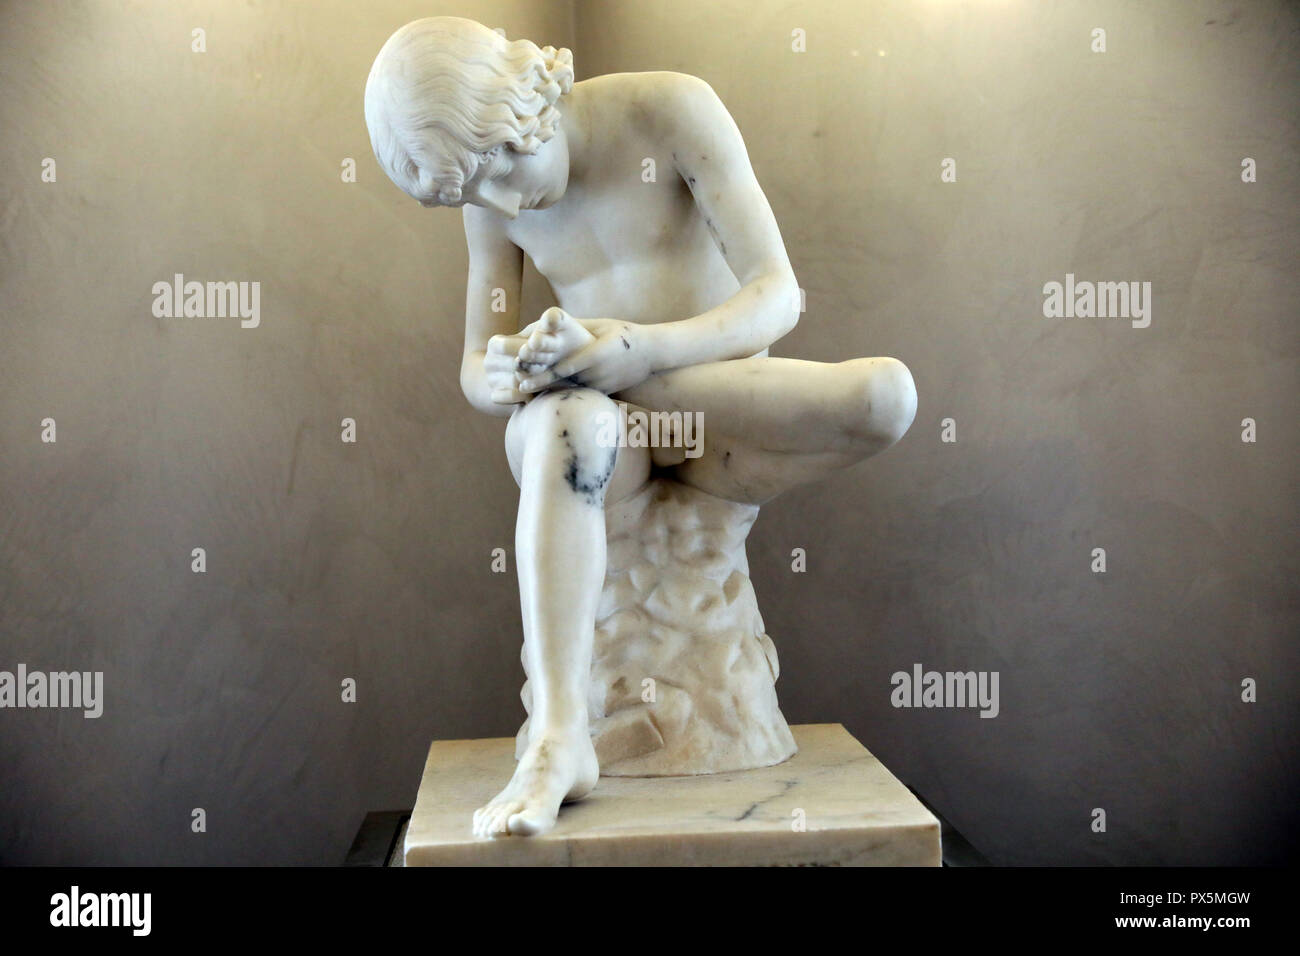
[521,336,558,360]
[539,307,567,332]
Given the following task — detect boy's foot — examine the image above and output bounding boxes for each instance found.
[471,728,599,837]
[516,307,595,378]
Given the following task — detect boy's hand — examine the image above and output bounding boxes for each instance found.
[484,333,530,405]
[518,315,656,396]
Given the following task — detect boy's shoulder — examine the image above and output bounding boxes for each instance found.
[582,71,719,111]
[580,71,725,139]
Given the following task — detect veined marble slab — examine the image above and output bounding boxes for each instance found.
[405,724,940,866]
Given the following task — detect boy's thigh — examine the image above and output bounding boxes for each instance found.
[616,357,868,504]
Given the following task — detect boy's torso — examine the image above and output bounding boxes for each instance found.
[503,73,740,326]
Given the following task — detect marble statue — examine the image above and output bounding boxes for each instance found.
[365,17,917,838]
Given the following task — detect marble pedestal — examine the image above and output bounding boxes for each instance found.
[405,724,941,866]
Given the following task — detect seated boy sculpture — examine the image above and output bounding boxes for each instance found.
[365,17,917,838]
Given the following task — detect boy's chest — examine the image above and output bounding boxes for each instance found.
[506,173,700,287]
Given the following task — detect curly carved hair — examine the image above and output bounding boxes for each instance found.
[364,17,574,204]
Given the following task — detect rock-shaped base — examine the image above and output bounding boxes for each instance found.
[518,477,797,775]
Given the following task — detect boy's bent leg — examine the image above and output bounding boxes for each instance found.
[617,356,917,505]
[474,388,649,838]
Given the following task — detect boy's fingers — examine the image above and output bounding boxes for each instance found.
[524,331,559,352]
[519,340,559,363]
[519,346,597,392]
[546,348,599,384]
[484,352,519,373]
[518,367,560,393]
[488,334,526,355]
[490,386,526,405]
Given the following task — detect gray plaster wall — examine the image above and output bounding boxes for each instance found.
[1,0,1295,864]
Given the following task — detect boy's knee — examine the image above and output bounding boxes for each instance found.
[529,387,619,434]
[521,388,621,496]
[840,357,917,448]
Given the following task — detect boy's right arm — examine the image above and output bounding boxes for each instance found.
[459,203,526,417]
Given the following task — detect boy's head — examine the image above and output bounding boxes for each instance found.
[364,17,574,216]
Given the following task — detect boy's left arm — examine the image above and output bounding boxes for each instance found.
[643,73,802,370]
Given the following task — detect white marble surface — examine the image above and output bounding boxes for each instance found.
[405,724,940,866]
[367,17,918,839]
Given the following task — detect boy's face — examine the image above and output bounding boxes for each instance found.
[421,129,569,220]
